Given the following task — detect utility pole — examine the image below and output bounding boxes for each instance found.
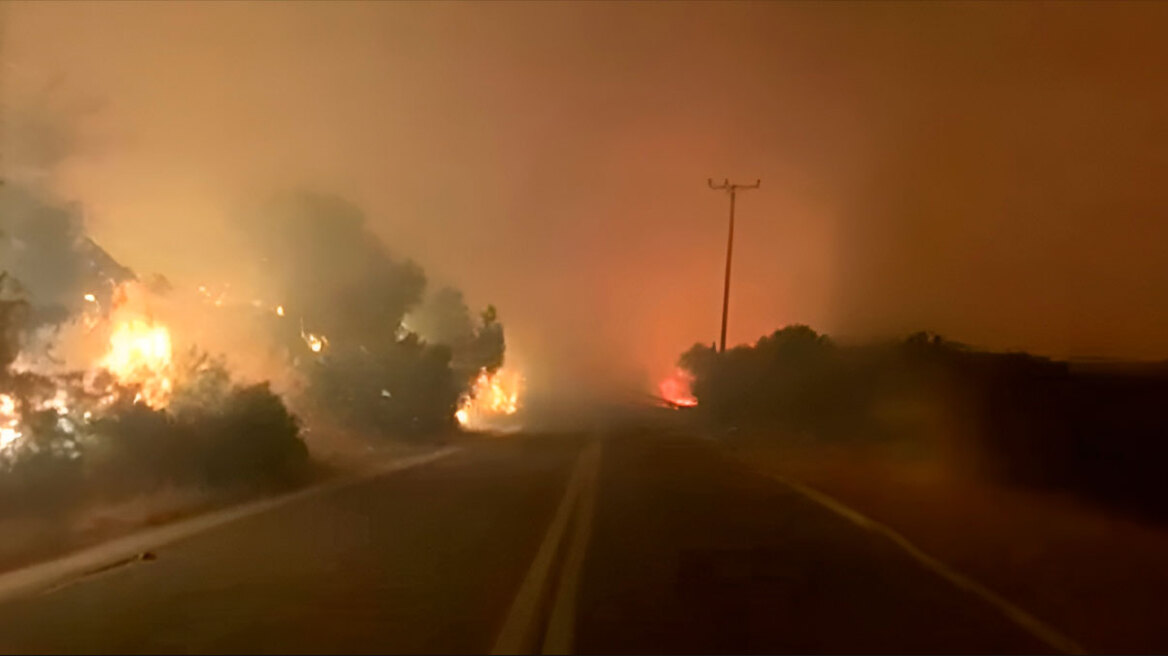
[708,177,760,353]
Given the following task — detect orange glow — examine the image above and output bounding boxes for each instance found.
[659,368,698,408]
[0,394,22,451]
[456,367,522,428]
[101,319,174,408]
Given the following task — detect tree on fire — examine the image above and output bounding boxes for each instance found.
[244,192,507,437]
[408,287,506,384]
[0,183,310,524]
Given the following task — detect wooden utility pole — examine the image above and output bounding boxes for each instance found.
[708,178,760,353]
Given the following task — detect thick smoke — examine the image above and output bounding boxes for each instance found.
[0,183,515,566]
[235,191,507,438]
[0,184,134,328]
[0,80,510,564]
[408,288,474,353]
[407,286,506,383]
[239,192,426,351]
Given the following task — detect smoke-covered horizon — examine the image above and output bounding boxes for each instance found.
[5,1,1168,407]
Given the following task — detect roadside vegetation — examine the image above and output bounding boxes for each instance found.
[680,325,1168,520]
[0,185,508,571]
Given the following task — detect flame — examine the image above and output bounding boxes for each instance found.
[659,368,698,408]
[100,319,174,408]
[0,394,22,451]
[456,367,522,428]
[275,305,285,317]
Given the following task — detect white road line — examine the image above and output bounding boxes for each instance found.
[753,465,1088,655]
[541,441,603,655]
[0,446,460,605]
[491,440,600,655]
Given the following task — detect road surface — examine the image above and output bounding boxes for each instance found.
[0,429,1068,654]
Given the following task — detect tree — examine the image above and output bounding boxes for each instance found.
[0,273,29,373]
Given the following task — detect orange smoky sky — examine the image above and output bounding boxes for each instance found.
[4,1,1168,399]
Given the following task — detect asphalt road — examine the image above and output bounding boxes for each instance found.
[0,429,1062,654]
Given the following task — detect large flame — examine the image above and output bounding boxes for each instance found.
[100,319,174,408]
[1,280,257,457]
[76,283,174,408]
[659,368,698,408]
[456,367,522,428]
[0,394,21,451]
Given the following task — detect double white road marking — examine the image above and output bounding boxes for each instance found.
[492,440,603,655]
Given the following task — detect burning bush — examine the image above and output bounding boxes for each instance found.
[2,180,519,488]
[0,276,309,522]
[0,373,308,521]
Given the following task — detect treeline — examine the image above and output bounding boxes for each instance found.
[0,185,507,525]
[0,341,310,524]
[245,192,507,438]
[681,326,1168,519]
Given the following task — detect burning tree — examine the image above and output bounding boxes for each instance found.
[242,191,519,437]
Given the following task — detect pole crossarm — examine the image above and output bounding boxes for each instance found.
[708,178,760,192]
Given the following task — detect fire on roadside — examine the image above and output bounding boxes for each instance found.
[456,367,522,428]
[100,318,174,408]
[659,368,698,408]
[1,281,178,455]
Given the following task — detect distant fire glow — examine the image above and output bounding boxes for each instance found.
[659,369,698,408]
[456,367,522,428]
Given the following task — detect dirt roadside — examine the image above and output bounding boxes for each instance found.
[730,439,1168,654]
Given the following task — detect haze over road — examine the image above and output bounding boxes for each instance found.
[0,426,1068,654]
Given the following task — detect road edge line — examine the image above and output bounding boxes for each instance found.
[0,446,460,605]
[540,441,603,655]
[491,441,596,655]
[750,464,1087,655]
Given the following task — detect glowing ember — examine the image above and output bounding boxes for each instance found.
[456,367,522,428]
[83,293,96,303]
[304,332,326,353]
[659,368,698,408]
[299,320,328,354]
[275,305,285,317]
[101,319,174,408]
